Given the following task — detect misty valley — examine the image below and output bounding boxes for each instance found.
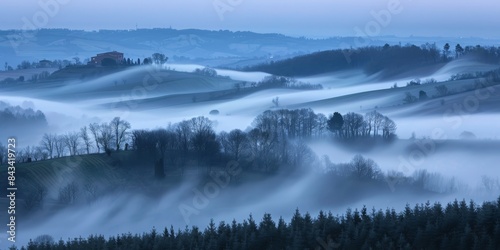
[1,29,500,249]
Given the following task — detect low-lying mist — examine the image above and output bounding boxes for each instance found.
[2,59,500,248]
[9,145,499,248]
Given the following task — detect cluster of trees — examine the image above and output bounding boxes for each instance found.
[0,102,48,149]
[22,197,500,250]
[2,109,396,167]
[0,117,131,164]
[443,43,500,63]
[324,154,383,181]
[402,67,500,104]
[130,109,395,178]
[229,76,323,94]
[3,59,76,71]
[3,52,169,75]
[246,43,443,77]
[0,102,47,128]
[449,67,500,84]
[246,43,500,77]
[327,110,397,140]
[101,53,168,67]
[0,71,52,84]
[132,116,221,178]
[131,113,319,177]
[256,76,322,90]
[193,67,219,77]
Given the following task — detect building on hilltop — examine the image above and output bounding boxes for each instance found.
[38,59,52,68]
[89,51,124,66]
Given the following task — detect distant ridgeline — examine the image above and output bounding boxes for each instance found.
[245,44,500,77]
[0,101,48,135]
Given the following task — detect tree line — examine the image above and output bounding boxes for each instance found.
[21,196,500,250]
[130,109,396,178]
[245,43,500,77]
[0,109,396,167]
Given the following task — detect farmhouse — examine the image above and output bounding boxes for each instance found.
[89,51,124,66]
[38,59,52,68]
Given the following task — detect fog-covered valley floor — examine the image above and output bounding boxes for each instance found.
[1,58,500,248]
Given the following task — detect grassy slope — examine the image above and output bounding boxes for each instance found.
[292,78,500,115]
[0,153,125,197]
[0,65,245,101]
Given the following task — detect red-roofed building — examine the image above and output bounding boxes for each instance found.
[89,51,124,66]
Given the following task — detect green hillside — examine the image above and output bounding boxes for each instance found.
[0,152,128,197]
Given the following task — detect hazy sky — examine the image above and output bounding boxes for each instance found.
[2,0,499,38]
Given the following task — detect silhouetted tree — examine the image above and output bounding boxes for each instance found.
[89,122,101,153]
[455,44,464,58]
[443,43,451,60]
[419,90,429,101]
[64,132,80,156]
[403,92,418,104]
[435,85,449,97]
[327,112,344,137]
[152,53,168,64]
[342,112,364,138]
[97,122,114,155]
[54,135,66,157]
[381,117,397,140]
[40,133,56,158]
[223,129,248,162]
[110,117,131,151]
[80,126,92,154]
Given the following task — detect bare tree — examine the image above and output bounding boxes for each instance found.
[54,135,66,158]
[365,111,384,137]
[24,146,34,162]
[64,132,81,156]
[152,53,168,64]
[225,129,248,161]
[58,181,79,205]
[342,112,364,138]
[346,155,382,180]
[23,182,47,211]
[88,122,101,153]
[83,181,98,204]
[80,126,92,154]
[315,113,328,137]
[33,146,45,161]
[382,116,397,139]
[175,120,192,154]
[272,96,280,107]
[190,116,213,134]
[110,117,131,151]
[98,122,114,155]
[40,133,56,158]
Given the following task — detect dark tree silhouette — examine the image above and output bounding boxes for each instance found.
[455,43,464,58]
[419,90,429,101]
[152,53,168,64]
[23,196,500,250]
[443,43,451,60]
[327,112,344,137]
